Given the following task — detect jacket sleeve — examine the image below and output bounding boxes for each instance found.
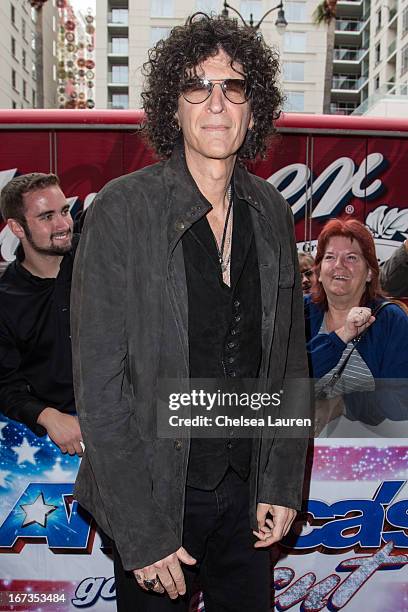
[70,192,180,571]
[0,316,47,435]
[380,243,408,297]
[258,203,310,511]
[306,331,347,379]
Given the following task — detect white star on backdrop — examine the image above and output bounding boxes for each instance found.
[20,492,57,528]
[0,422,7,439]
[12,437,41,465]
[0,469,10,488]
[43,457,76,483]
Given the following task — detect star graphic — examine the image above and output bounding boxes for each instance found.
[20,492,57,528]
[0,469,10,488]
[43,457,76,483]
[0,422,7,440]
[12,437,41,465]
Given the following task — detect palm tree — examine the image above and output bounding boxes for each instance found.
[314,0,337,114]
[28,0,49,107]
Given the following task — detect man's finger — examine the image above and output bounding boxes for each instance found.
[168,562,187,596]
[72,440,84,456]
[156,568,177,598]
[65,444,77,456]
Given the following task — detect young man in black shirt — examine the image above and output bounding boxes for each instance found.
[0,172,82,456]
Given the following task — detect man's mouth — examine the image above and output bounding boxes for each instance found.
[51,231,71,241]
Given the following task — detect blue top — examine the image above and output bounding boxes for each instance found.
[304,294,408,421]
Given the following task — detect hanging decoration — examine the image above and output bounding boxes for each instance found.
[57,1,95,109]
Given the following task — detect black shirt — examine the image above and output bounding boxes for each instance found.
[182,195,262,489]
[0,240,77,436]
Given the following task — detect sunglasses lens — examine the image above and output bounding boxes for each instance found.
[223,79,249,103]
[182,80,211,103]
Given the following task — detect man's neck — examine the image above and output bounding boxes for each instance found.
[21,250,64,279]
[184,147,236,214]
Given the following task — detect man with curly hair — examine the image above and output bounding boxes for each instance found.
[71,14,309,612]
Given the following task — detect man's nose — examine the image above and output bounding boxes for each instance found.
[56,214,72,231]
[206,83,226,113]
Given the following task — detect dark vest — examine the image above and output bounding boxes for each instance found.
[182,195,262,489]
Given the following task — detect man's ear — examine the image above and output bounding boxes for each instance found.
[7,218,25,240]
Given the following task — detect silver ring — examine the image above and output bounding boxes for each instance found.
[143,578,159,591]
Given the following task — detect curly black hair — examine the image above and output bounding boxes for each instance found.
[141,14,283,160]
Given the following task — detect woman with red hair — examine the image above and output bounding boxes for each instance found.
[304,218,408,433]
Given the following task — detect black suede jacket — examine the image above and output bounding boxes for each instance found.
[70,145,309,571]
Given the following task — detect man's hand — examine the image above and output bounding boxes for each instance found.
[253,503,296,548]
[37,407,83,456]
[133,546,196,599]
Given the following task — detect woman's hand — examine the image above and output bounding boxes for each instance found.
[336,306,375,343]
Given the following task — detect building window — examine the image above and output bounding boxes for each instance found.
[110,9,129,25]
[22,49,26,70]
[111,65,129,84]
[403,7,408,35]
[111,93,129,109]
[11,3,16,27]
[12,100,17,109]
[32,62,36,80]
[285,2,307,22]
[284,91,305,111]
[196,0,219,12]
[240,0,262,21]
[32,89,36,108]
[11,36,16,58]
[53,15,56,31]
[111,37,129,54]
[31,7,37,23]
[375,42,381,65]
[283,62,305,81]
[11,69,17,91]
[283,32,306,52]
[402,43,408,74]
[376,8,381,31]
[150,27,170,45]
[53,64,57,81]
[374,75,380,89]
[22,18,26,41]
[31,32,36,51]
[151,0,174,17]
[23,79,27,100]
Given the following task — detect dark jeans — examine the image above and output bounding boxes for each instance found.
[113,469,271,611]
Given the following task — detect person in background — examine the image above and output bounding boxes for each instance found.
[0,173,83,456]
[380,238,408,297]
[298,251,317,295]
[304,219,408,433]
[70,14,309,612]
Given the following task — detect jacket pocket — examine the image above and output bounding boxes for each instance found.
[279,263,294,288]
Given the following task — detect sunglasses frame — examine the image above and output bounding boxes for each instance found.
[181,78,251,105]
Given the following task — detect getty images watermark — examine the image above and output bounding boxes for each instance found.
[156,379,313,438]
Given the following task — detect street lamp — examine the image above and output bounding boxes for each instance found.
[221,1,288,33]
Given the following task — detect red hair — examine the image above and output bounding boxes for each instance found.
[312,218,383,308]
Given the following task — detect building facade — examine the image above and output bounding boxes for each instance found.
[0,0,59,109]
[95,0,327,113]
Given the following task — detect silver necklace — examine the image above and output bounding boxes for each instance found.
[216,185,233,282]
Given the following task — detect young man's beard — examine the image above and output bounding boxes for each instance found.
[21,219,72,256]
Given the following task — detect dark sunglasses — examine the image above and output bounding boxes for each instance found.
[181,78,251,104]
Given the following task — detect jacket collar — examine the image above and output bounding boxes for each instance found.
[164,141,262,250]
